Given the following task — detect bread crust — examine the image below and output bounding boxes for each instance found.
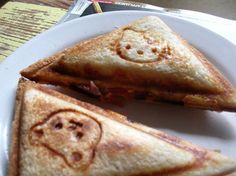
[8,78,126,175]
[8,78,27,176]
[20,16,236,112]
[8,79,236,175]
[21,58,236,112]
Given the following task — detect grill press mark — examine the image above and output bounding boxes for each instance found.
[115,28,172,63]
[28,109,102,171]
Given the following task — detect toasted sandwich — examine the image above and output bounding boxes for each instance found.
[21,16,236,111]
[9,79,236,175]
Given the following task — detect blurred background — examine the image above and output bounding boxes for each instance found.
[1,0,236,19]
[135,0,236,20]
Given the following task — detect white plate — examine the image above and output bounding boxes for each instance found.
[1,11,236,175]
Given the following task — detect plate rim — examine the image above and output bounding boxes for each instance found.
[1,10,236,176]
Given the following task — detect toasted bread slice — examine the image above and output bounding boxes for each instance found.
[9,79,236,175]
[21,16,236,111]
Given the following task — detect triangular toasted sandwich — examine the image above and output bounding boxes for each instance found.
[21,16,236,112]
[9,79,236,175]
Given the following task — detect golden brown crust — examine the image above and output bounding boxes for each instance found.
[131,170,236,176]
[16,79,128,124]
[8,81,219,154]
[8,78,28,176]
[177,34,233,93]
[27,82,206,163]
[21,53,64,79]
[9,79,236,175]
[21,62,236,112]
[21,60,236,112]
[20,16,236,112]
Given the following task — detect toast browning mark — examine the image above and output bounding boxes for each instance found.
[116,28,172,63]
[29,109,102,170]
[156,132,207,160]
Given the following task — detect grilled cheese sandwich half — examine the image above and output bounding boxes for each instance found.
[21,16,236,112]
[9,79,236,176]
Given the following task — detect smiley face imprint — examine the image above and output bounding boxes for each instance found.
[29,109,102,170]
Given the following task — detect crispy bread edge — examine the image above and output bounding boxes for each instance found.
[20,52,63,79]
[20,20,236,112]
[8,78,28,176]
[21,79,128,124]
[7,78,127,176]
[21,59,236,112]
[8,79,236,175]
[20,34,104,79]
[5,79,223,154]
[175,34,233,92]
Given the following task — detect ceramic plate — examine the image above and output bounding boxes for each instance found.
[1,11,236,176]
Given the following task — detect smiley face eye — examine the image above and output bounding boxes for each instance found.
[55,122,63,129]
[51,120,63,130]
[125,44,131,49]
[152,48,157,53]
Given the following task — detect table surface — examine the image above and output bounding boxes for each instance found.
[12,0,73,9]
[0,0,72,61]
[2,0,236,19]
